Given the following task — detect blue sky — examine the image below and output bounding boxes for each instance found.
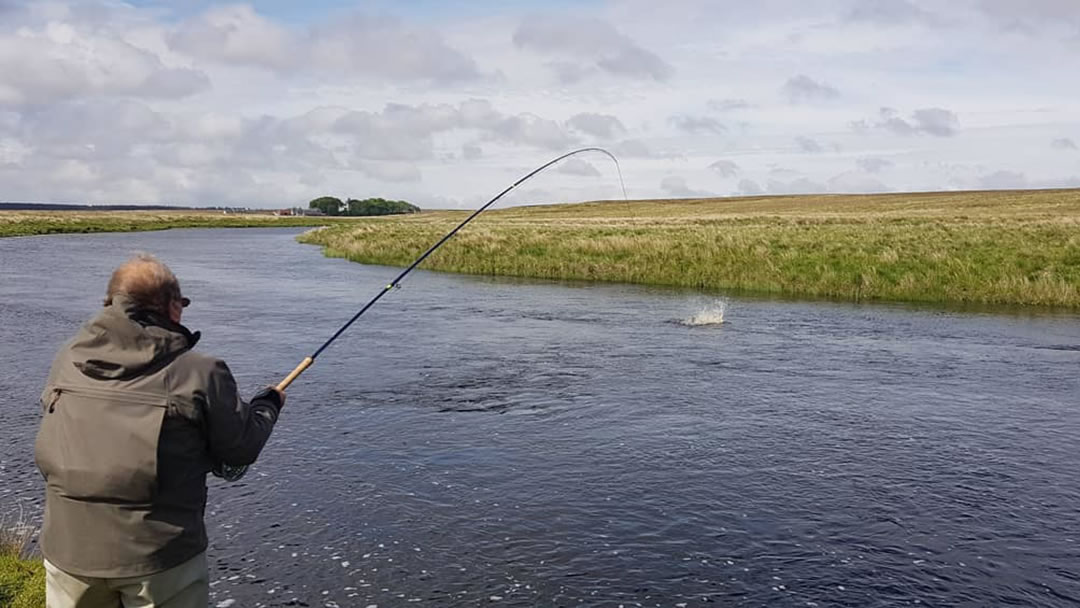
[0,0,1077,207]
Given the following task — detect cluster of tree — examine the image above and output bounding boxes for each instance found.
[308,196,421,216]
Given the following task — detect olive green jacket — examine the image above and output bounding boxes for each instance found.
[34,296,281,578]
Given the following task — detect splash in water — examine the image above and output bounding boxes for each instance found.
[681,299,728,326]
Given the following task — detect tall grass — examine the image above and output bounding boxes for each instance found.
[299,189,1080,308]
[0,507,44,608]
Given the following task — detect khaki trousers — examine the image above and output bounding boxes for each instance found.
[44,552,208,608]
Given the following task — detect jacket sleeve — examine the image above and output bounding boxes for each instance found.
[202,360,282,467]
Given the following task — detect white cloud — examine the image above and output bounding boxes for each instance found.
[978,170,1027,189]
[767,177,828,194]
[169,5,482,83]
[709,160,739,178]
[557,158,602,177]
[781,75,840,104]
[855,107,960,137]
[707,98,752,112]
[669,115,726,135]
[827,171,891,193]
[513,14,672,81]
[795,136,824,153]
[856,157,895,173]
[846,0,942,26]
[737,179,764,195]
[0,21,208,105]
[567,113,626,139]
[1052,137,1077,150]
[660,176,714,198]
[462,144,483,160]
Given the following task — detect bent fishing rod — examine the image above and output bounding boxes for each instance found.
[275,147,627,392]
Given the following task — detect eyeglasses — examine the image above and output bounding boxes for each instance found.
[179,296,191,308]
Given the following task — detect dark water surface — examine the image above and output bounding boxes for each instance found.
[2,228,1079,607]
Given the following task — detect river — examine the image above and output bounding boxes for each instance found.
[1,228,1079,607]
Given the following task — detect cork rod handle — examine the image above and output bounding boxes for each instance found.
[276,356,314,392]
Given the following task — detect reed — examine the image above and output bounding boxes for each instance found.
[299,189,1080,308]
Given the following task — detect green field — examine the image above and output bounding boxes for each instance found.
[299,189,1080,308]
[0,210,353,238]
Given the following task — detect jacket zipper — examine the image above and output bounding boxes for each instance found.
[51,384,168,408]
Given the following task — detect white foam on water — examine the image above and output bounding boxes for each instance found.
[680,299,728,326]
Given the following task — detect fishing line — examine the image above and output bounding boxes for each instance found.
[276,146,627,391]
[217,147,626,481]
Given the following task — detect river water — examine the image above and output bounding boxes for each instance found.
[1,228,1079,607]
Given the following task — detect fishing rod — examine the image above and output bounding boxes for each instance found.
[275,147,627,392]
[214,148,626,481]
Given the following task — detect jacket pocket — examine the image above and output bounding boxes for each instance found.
[35,385,167,505]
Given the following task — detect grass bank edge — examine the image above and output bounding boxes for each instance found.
[296,189,1080,309]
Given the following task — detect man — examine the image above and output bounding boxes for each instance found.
[34,253,286,607]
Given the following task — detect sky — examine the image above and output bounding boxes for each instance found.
[0,0,1078,208]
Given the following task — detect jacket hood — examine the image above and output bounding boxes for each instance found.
[69,295,201,380]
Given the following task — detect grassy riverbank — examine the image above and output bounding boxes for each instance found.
[299,188,1080,308]
[0,524,43,608]
[0,210,350,238]
[0,551,43,608]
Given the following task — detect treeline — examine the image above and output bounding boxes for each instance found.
[309,197,420,216]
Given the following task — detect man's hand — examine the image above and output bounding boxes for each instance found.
[250,386,286,410]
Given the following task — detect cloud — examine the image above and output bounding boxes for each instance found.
[781,74,840,104]
[707,98,752,112]
[462,144,483,160]
[1052,137,1078,150]
[737,179,763,195]
[856,107,959,137]
[709,160,739,178]
[795,136,824,153]
[544,61,592,85]
[660,176,714,198]
[169,5,482,83]
[977,0,1080,30]
[612,139,655,158]
[827,171,890,193]
[330,99,576,157]
[669,114,726,135]
[557,158,601,177]
[355,161,422,183]
[488,113,577,150]
[978,170,1028,189]
[513,15,672,81]
[1,96,590,206]
[910,108,958,136]
[846,0,942,26]
[856,157,895,173]
[767,177,828,194]
[567,112,626,139]
[0,22,209,105]
[169,5,296,72]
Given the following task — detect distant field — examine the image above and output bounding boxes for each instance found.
[0,210,350,237]
[299,189,1080,308]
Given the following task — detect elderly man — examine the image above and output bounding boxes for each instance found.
[34,253,285,608]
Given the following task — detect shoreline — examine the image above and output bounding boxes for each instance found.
[298,189,1080,310]
[0,211,350,238]
[5,189,1079,309]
